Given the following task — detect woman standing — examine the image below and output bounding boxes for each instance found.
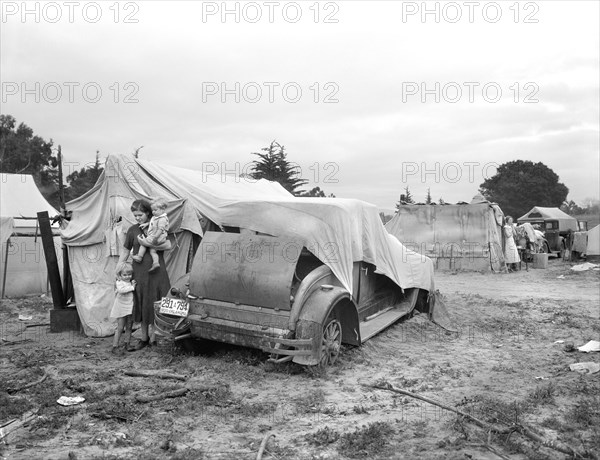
[503,216,521,272]
[117,199,171,351]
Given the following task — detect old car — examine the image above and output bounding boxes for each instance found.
[154,199,449,369]
[518,207,580,257]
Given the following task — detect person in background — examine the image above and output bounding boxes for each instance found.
[504,215,520,272]
[117,199,171,351]
[109,263,135,355]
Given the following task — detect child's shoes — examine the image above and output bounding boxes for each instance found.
[149,263,160,273]
[132,255,142,263]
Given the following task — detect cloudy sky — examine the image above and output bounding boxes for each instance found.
[2,1,598,211]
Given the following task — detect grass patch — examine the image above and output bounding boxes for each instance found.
[292,388,326,414]
[526,382,557,406]
[456,395,531,425]
[305,425,340,446]
[0,392,34,420]
[565,397,600,428]
[236,400,277,417]
[338,421,395,458]
[8,349,58,369]
[88,397,143,422]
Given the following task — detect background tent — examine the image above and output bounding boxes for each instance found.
[586,225,599,259]
[0,173,61,297]
[518,206,578,231]
[62,154,435,337]
[385,196,505,271]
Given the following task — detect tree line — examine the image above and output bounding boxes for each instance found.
[0,116,334,209]
[1,114,595,219]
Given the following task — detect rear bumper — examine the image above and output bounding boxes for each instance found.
[154,300,322,364]
[187,315,317,361]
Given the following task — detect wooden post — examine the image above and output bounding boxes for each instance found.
[37,211,65,308]
[2,237,10,298]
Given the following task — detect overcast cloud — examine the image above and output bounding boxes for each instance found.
[2,1,598,210]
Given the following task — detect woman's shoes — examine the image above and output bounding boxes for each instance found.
[111,346,125,356]
[127,339,149,351]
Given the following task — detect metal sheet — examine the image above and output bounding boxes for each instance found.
[189,232,300,310]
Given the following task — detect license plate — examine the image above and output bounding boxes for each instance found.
[159,297,189,317]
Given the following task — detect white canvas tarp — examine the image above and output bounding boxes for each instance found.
[136,157,435,294]
[385,199,506,271]
[0,173,61,297]
[587,225,600,256]
[62,154,435,336]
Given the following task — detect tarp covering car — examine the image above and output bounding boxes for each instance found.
[61,154,434,336]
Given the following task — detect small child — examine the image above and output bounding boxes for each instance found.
[133,198,169,273]
[110,263,136,355]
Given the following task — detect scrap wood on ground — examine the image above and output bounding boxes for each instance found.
[367,381,598,460]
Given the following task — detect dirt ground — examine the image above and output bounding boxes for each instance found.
[1,258,599,460]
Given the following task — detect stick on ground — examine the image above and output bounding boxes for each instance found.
[135,387,188,403]
[7,372,48,394]
[124,369,187,381]
[256,432,275,460]
[367,382,593,460]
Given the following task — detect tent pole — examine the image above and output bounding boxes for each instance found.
[37,211,65,308]
[2,238,10,299]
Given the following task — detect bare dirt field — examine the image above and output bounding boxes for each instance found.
[1,258,599,460]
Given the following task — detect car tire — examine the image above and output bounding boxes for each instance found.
[318,312,343,368]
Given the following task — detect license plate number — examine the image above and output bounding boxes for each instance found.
[159,297,189,317]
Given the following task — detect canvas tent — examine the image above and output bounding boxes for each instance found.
[62,154,435,337]
[0,173,61,297]
[585,225,599,258]
[518,207,578,231]
[385,195,506,271]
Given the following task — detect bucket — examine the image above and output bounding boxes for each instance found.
[532,253,548,269]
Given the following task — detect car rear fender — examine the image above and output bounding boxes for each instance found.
[292,286,360,366]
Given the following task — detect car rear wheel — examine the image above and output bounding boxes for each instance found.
[318,316,342,368]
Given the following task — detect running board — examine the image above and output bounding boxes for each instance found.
[359,305,412,342]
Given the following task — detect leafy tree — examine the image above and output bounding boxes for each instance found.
[64,151,104,202]
[250,141,308,195]
[479,160,568,217]
[300,186,336,198]
[438,197,446,205]
[425,188,432,205]
[560,200,583,215]
[0,114,60,206]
